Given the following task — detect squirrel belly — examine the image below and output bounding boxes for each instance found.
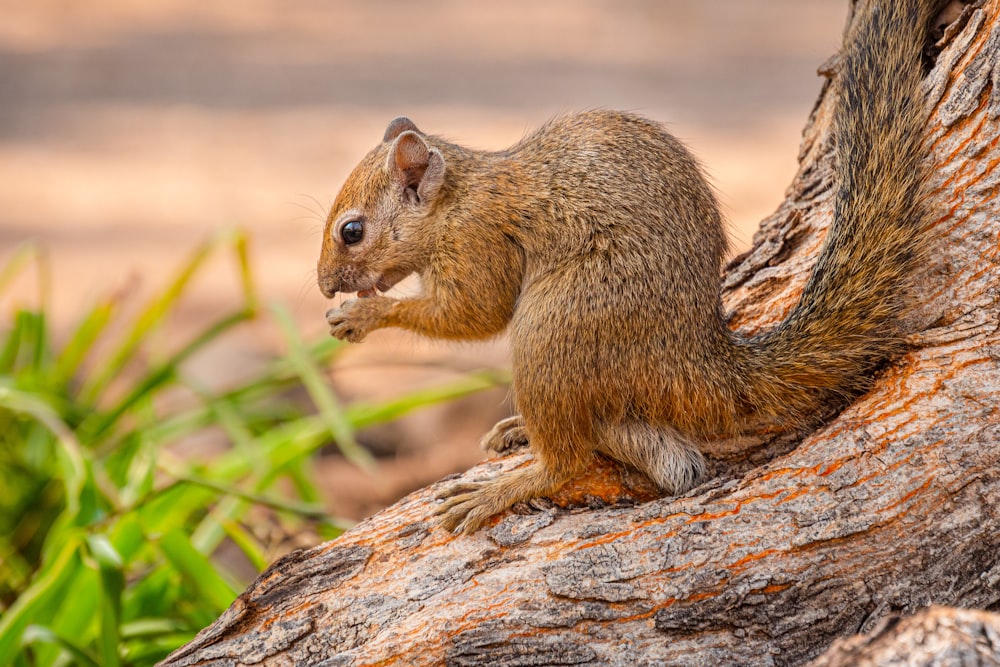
[317,0,945,533]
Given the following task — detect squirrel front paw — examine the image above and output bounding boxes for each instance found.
[481,415,529,453]
[326,296,394,343]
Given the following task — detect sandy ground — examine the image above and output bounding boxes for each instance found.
[0,0,847,519]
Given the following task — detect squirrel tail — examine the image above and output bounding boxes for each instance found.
[733,0,942,432]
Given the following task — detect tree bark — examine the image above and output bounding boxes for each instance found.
[160,2,1000,665]
[806,606,1000,666]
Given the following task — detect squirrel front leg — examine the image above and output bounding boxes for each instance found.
[319,122,524,344]
[326,296,396,343]
[326,272,519,343]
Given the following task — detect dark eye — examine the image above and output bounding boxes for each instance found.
[340,220,364,245]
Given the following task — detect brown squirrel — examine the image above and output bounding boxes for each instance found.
[317,0,948,533]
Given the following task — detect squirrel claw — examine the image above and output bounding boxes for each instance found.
[325,297,393,343]
[481,416,529,453]
[434,482,482,501]
[435,481,501,534]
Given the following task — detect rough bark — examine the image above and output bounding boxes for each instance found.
[160,2,1000,666]
[806,606,1000,666]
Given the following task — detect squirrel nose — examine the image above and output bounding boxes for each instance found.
[318,276,341,298]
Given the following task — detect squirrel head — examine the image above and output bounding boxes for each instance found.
[317,117,445,298]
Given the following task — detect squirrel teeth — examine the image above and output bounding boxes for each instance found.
[357,287,379,299]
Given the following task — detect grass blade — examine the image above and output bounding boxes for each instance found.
[215,517,268,572]
[0,311,45,378]
[271,303,374,470]
[81,308,254,443]
[52,295,118,388]
[0,535,83,665]
[346,368,508,429]
[0,384,87,512]
[85,535,124,667]
[119,618,187,640]
[134,336,346,449]
[79,230,257,404]
[20,626,101,667]
[172,474,332,521]
[157,527,238,613]
[0,242,49,312]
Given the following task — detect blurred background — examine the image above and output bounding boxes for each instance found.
[0,0,846,520]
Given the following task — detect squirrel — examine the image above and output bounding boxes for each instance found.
[317,0,949,534]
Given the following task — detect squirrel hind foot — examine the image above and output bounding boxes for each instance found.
[437,415,593,533]
[481,415,529,453]
[435,459,584,534]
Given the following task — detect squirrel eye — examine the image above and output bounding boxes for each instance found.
[340,220,364,245]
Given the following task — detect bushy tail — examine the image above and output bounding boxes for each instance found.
[738,0,941,429]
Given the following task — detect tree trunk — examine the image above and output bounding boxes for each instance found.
[160,2,1000,665]
[806,606,1000,666]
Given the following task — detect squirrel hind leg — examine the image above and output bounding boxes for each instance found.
[595,421,706,495]
[435,421,703,533]
[435,457,585,534]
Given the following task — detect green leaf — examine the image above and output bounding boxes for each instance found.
[117,435,158,508]
[0,311,48,378]
[0,309,24,373]
[0,242,49,311]
[38,560,99,667]
[215,518,268,572]
[174,474,333,522]
[0,535,83,665]
[285,459,320,504]
[0,385,88,515]
[157,527,238,613]
[346,368,508,429]
[121,634,197,665]
[271,303,374,470]
[52,295,118,389]
[85,535,124,667]
[80,308,254,443]
[26,310,49,375]
[21,625,101,667]
[119,618,187,639]
[109,513,145,564]
[79,229,257,405]
[133,335,346,449]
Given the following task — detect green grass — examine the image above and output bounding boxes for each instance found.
[0,233,506,666]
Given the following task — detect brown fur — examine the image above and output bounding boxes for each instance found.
[317,0,946,533]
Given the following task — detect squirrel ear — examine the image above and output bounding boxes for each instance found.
[388,131,445,204]
[383,117,419,143]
